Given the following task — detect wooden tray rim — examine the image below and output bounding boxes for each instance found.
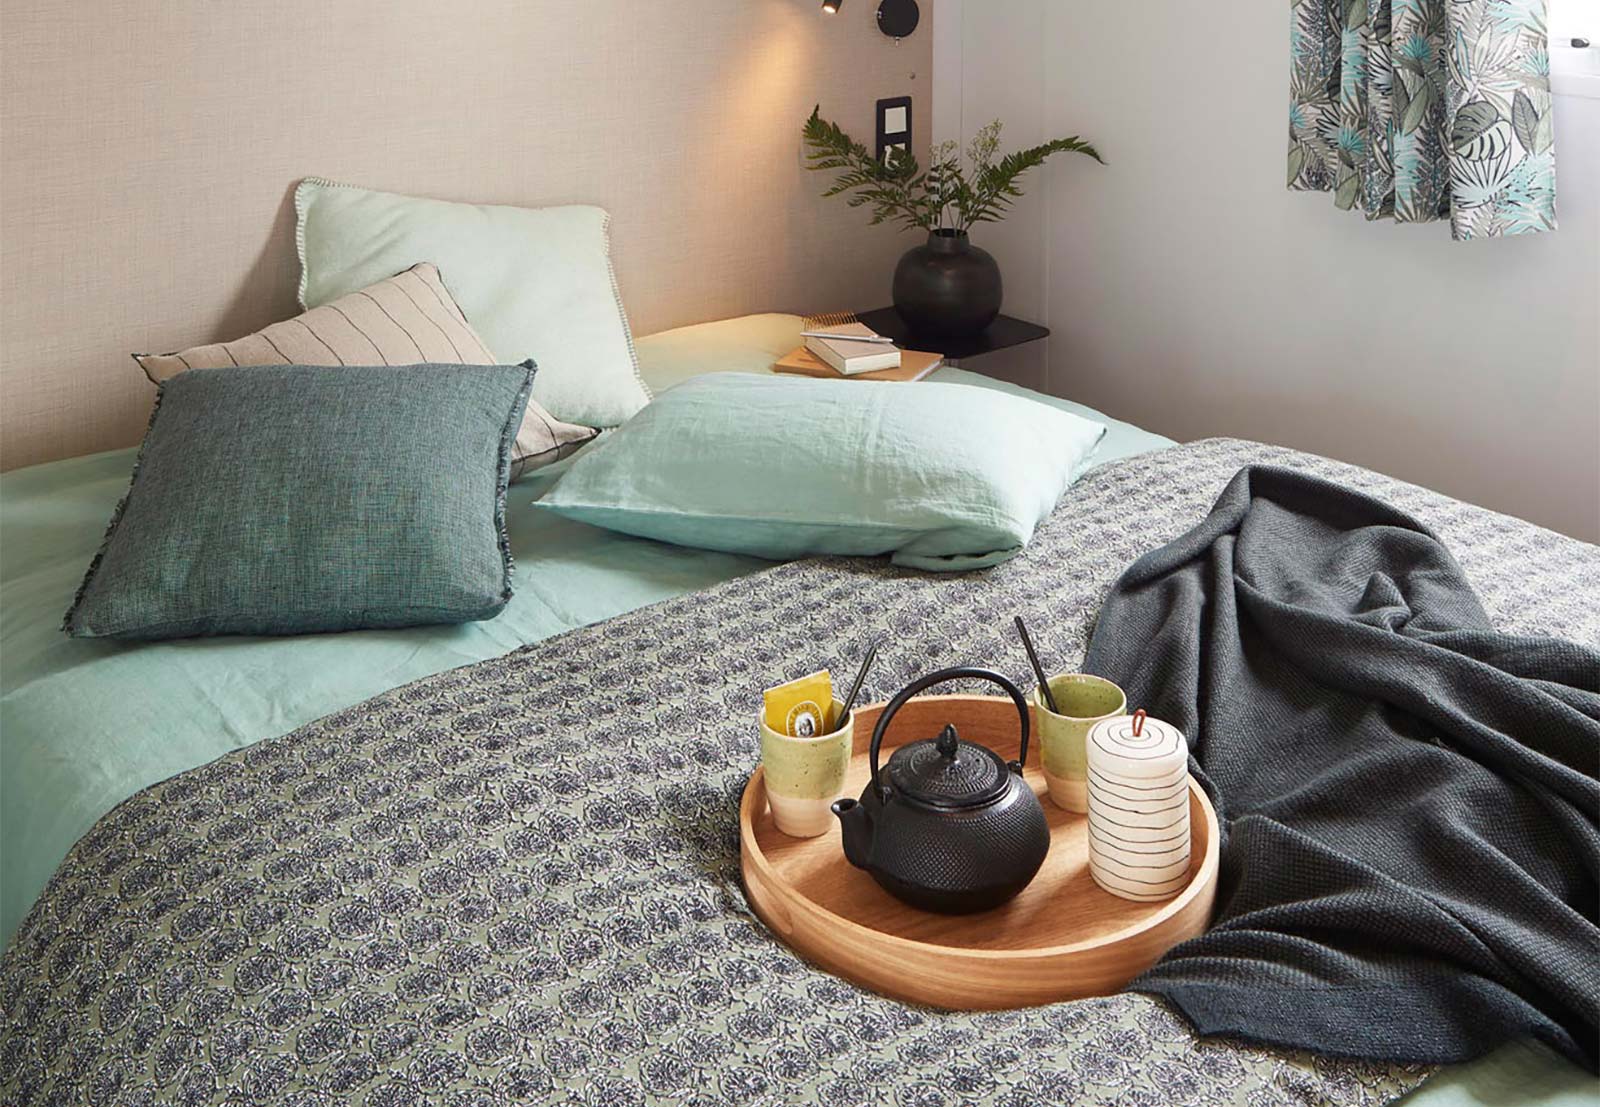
[739,693,1221,962]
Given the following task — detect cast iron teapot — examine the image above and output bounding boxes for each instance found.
[831,666,1050,914]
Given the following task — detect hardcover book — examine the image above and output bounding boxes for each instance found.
[803,323,903,375]
[774,346,943,383]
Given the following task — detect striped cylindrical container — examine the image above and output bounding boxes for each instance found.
[1085,710,1191,902]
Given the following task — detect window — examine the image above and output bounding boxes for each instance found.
[1549,0,1599,98]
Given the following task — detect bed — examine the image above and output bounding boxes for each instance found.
[0,316,1591,1105]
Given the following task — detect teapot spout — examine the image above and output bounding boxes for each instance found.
[831,797,872,870]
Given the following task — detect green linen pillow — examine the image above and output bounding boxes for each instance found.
[535,373,1107,571]
[296,178,650,428]
[64,363,534,640]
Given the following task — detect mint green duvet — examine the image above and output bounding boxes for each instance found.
[0,314,1588,1106]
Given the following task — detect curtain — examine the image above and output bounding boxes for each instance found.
[1288,0,1558,239]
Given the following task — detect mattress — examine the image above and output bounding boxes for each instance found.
[0,316,1588,1104]
[4,431,1592,1106]
[0,349,1169,948]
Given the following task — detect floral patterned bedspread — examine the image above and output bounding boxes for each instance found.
[8,438,1593,1106]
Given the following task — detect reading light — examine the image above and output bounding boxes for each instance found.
[819,0,920,39]
[876,0,919,38]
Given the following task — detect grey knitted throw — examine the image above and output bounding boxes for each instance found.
[1085,465,1600,1070]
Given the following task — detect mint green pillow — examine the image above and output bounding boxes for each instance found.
[535,374,1106,571]
[296,178,649,428]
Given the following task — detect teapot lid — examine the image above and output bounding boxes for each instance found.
[885,724,1011,809]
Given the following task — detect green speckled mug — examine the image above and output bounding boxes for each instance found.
[760,697,853,837]
[1034,674,1126,813]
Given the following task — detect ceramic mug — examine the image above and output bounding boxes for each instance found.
[760,697,853,837]
[1032,674,1127,812]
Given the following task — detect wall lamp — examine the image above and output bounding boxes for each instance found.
[821,0,920,40]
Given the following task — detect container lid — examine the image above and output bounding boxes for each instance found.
[1087,710,1188,780]
[885,724,1009,808]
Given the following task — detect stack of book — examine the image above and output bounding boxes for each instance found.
[774,321,942,383]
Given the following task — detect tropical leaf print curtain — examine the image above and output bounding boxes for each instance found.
[1289,0,1558,239]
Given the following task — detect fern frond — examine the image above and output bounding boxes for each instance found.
[803,107,1104,235]
[960,136,1104,230]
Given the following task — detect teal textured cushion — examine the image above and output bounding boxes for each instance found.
[64,363,534,639]
[536,373,1107,571]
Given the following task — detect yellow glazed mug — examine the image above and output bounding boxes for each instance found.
[759,697,853,837]
[1033,674,1126,812]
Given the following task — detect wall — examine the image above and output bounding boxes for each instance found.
[0,0,930,470]
[934,2,1600,542]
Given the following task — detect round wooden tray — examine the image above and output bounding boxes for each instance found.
[739,694,1219,1010]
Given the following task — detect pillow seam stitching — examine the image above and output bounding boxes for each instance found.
[599,209,651,407]
[61,383,171,635]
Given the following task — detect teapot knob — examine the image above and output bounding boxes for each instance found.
[935,724,960,759]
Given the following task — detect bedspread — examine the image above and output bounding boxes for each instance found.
[8,438,1594,1106]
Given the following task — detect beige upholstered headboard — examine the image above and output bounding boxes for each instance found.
[0,1,931,470]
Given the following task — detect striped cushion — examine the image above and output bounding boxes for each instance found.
[135,264,597,478]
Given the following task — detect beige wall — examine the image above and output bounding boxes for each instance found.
[936,2,1600,543]
[0,0,931,470]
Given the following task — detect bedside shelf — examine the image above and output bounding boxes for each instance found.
[855,308,1050,362]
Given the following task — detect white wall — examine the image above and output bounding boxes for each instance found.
[934,1,1600,542]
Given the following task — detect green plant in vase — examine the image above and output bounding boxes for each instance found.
[803,107,1102,338]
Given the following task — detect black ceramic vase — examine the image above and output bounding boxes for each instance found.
[892,230,1002,340]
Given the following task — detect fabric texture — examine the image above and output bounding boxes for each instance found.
[4,437,1593,1104]
[5,438,1512,1107]
[633,314,1173,471]
[0,363,1170,950]
[1288,0,1557,239]
[1082,466,1600,1068]
[135,263,596,479]
[63,363,534,640]
[135,264,491,381]
[1401,1038,1600,1107]
[536,372,1106,570]
[296,178,650,427]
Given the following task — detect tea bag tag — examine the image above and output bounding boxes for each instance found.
[763,670,835,738]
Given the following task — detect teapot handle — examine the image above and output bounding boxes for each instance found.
[868,666,1031,802]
